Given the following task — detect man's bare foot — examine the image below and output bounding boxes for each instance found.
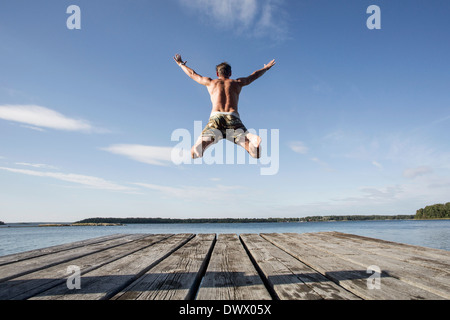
[247,135,261,159]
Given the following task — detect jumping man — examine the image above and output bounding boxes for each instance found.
[173,54,276,159]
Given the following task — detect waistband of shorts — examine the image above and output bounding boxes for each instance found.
[210,111,240,118]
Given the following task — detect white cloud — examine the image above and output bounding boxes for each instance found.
[311,157,334,172]
[323,130,345,141]
[179,0,288,40]
[20,125,46,132]
[102,144,183,166]
[0,105,100,133]
[331,172,450,212]
[359,185,402,200]
[260,174,450,218]
[372,161,383,170]
[133,182,245,202]
[0,166,133,192]
[181,0,256,27]
[403,166,433,179]
[288,141,308,154]
[15,162,59,170]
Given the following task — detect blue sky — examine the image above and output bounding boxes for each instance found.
[1,0,449,222]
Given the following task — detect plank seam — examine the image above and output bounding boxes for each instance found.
[239,234,279,300]
[294,234,450,299]
[0,234,128,267]
[260,234,364,300]
[189,234,217,300]
[0,234,149,284]
[4,235,168,300]
[329,232,450,273]
[101,234,195,300]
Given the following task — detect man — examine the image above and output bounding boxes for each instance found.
[173,54,276,159]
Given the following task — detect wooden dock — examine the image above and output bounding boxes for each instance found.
[0,232,449,300]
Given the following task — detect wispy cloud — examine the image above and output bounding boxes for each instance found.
[179,0,288,40]
[323,130,345,141]
[262,173,450,217]
[102,144,184,166]
[358,185,403,201]
[0,166,133,192]
[0,105,105,133]
[310,157,334,172]
[311,80,333,95]
[288,141,309,154]
[133,182,245,202]
[403,166,433,179]
[338,177,449,212]
[288,141,336,171]
[20,125,46,132]
[372,161,383,170]
[15,162,59,170]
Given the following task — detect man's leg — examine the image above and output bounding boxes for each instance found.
[192,123,223,159]
[235,132,261,159]
[225,116,261,159]
[191,136,217,159]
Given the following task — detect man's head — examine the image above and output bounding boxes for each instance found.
[216,62,232,78]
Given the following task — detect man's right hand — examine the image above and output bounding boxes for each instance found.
[264,59,276,70]
[173,54,186,66]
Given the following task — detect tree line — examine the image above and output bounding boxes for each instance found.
[301,215,414,222]
[415,202,450,219]
[76,217,302,224]
[76,215,415,225]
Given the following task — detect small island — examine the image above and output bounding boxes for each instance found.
[0,221,5,226]
[415,202,450,219]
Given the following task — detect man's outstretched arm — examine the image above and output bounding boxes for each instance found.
[173,54,212,86]
[237,59,276,87]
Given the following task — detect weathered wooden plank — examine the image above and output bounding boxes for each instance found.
[297,232,450,299]
[261,233,444,300]
[113,234,216,300]
[196,234,272,300]
[0,234,171,300]
[240,234,360,300]
[0,234,147,283]
[333,231,450,258]
[2,232,448,301]
[30,234,195,300]
[329,232,450,271]
[0,234,126,266]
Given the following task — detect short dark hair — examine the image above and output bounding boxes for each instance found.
[216,62,232,78]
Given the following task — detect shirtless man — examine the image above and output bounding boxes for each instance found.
[173,54,276,159]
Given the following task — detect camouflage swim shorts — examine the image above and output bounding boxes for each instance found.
[201,113,248,143]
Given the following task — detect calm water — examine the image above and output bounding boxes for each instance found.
[1,220,449,257]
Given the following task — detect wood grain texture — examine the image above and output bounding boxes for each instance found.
[196,234,272,300]
[1,232,448,300]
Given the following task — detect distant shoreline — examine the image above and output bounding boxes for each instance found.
[3,202,448,226]
[73,215,417,225]
[3,215,450,228]
[39,223,124,227]
[0,222,123,228]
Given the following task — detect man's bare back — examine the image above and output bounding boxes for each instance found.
[173,54,275,159]
[207,78,242,114]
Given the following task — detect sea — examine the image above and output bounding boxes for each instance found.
[1,219,449,257]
